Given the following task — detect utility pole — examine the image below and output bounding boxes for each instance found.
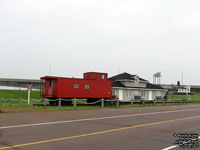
[27,84,32,105]
[182,71,184,86]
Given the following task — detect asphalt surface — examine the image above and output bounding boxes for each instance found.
[0,104,200,150]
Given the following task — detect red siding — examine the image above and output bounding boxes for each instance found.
[41,72,112,99]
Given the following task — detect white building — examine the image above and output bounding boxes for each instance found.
[109,72,167,102]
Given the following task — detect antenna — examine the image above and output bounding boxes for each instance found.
[49,66,51,76]
[118,66,120,74]
[182,71,184,86]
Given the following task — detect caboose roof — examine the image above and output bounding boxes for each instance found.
[40,76,83,80]
[40,76,99,80]
[84,72,107,74]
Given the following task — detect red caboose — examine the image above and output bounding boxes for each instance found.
[40,72,112,105]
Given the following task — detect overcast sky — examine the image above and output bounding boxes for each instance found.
[0,0,200,85]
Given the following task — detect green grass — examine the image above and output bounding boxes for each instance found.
[0,89,41,100]
[1,99,200,112]
[0,109,4,113]
[0,102,102,111]
[0,89,200,112]
[168,93,200,101]
[0,89,103,111]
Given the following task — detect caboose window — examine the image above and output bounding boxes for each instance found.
[100,74,105,79]
[84,84,89,89]
[74,84,79,89]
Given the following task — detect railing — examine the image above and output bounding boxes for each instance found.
[0,97,200,111]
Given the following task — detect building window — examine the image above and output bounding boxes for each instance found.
[112,89,115,96]
[74,84,79,89]
[125,90,129,97]
[84,84,89,89]
[156,91,161,96]
[141,91,145,97]
[100,74,105,79]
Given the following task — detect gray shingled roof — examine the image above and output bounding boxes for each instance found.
[109,72,147,82]
[109,72,164,90]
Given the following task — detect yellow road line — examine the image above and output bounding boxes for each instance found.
[1,115,200,150]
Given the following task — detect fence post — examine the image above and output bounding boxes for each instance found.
[73,98,77,110]
[19,97,22,106]
[0,97,2,106]
[101,98,104,108]
[58,98,61,110]
[199,93,200,103]
[131,98,133,107]
[116,99,119,107]
[31,98,33,107]
[44,99,47,110]
[30,98,33,107]
[162,99,165,105]
[9,97,12,106]
[153,99,156,105]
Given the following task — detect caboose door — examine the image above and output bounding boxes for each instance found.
[45,79,56,97]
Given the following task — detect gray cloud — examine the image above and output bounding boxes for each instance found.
[0,0,200,85]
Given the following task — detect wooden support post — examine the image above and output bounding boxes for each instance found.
[9,97,12,106]
[44,99,47,110]
[19,97,22,106]
[199,93,200,103]
[153,99,156,105]
[73,98,77,110]
[30,98,33,107]
[58,98,61,110]
[131,98,133,107]
[101,98,104,108]
[0,97,2,106]
[116,99,119,107]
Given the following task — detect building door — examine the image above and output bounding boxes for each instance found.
[119,90,123,101]
[149,91,153,100]
[46,80,54,97]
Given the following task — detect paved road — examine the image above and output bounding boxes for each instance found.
[0,104,200,150]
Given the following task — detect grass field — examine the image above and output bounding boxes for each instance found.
[168,93,200,100]
[0,89,200,112]
[0,89,41,100]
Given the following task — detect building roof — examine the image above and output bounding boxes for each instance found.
[112,81,126,87]
[110,72,164,90]
[146,83,164,89]
[112,82,164,89]
[0,78,40,83]
[109,72,147,82]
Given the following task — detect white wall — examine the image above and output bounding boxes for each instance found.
[112,88,167,101]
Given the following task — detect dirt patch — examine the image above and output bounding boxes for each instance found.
[0,107,47,113]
